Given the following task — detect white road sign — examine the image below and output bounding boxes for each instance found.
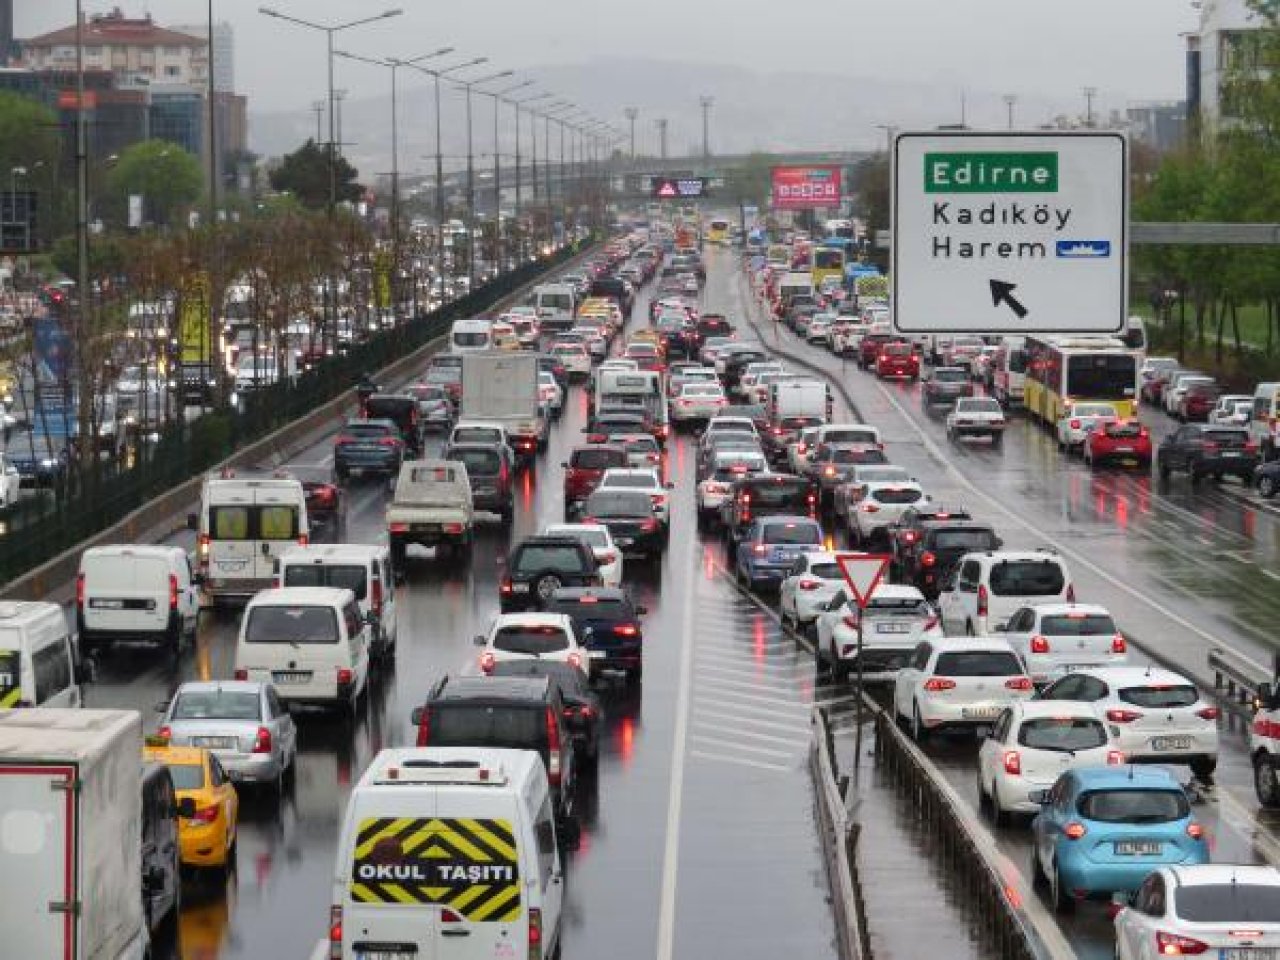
[891,131,1127,334]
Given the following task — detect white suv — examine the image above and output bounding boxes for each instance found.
[937,550,1074,636]
[476,612,585,675]
[892,637,1033,741]
[1037,666,1220,781]
[999,603,1128,685]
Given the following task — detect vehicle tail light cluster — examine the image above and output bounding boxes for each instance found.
[1154,930,1208,955]
[1063,822,1087,840]
[1005,677,1033,691]
[614,624,639,638]
[753,543,768,555]
[234,669,248,680]
[157,725,172,742]
[1111,633,1127,653]
[798,579,821,591]
[1186,822,1205,840]
[389,522,408,534]
[1030,635,1050,654]
[923,677,956,692]
[1065,584,1076,603]
[641,518,660,533]
[336,668,354,686]
[479,651,496,674]
[529,906,544,960]
[371,578,384,615]
[378,437,401,447]
[1106,750,1124,765]
[1106,708,1142,723]
[841,614,859,630]
[328,905,343,959]
[977,585,989,617]
[1002,750,1021,775]
[1195,706,1220,721]
[545,709,562,787]
[1069,419,1081,430]
[860,502,880,513]
[190,804,220,825]
[75,573,85,608]
[443,522,465,535]
[198,534,210,569]
[252,726,273,754]
[920,551,936,567]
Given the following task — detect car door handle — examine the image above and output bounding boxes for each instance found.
[441,929,471,938]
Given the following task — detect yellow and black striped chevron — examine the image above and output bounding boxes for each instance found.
[348,817,522,921]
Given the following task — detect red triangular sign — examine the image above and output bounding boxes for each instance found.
[657,182,676,198]
[835,553,891,609]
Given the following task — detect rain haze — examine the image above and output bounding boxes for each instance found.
[18,0,1195,161]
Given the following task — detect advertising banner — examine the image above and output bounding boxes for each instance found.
[771,166,843,209]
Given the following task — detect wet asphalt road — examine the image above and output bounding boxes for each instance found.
[715,254,1280,959]
[80,254,842,960]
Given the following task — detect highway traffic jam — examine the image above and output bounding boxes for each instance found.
[3,213,1280,960]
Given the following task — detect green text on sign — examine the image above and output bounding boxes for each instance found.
[924,152,1058,194]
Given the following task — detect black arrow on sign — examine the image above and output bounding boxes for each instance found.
[989,279,1028,319]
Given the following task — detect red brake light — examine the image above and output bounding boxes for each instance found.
[378,437,401,447]
[923,677,956,692]
[1195,706,1220,721]
[252,726,272,754]
[168,573,179,611]
[336,667,354,686]
[415,706,430,746]
[76,573,85,608]
[614,623,639,637]
[1186,822,1204,840]
[1005,677,1033,691]
[1106,750,1124,765]
[234,669,248,681]
[798,578,821,591]
[190,804,220,825]
[371,578,383,615]
[1106,708,1142,723]
[1063,822,1087,840]
[157,725,172,742]
[479,651,496,674]
[977,584,988,617]
[920,551,936,567]
[1111,633,1126,654]
[328,905,343,959]
[1030,635,1050,654]
[545,708,562,787]
[529,906,544,960]
[1155,930,1208,955]
[1069,419,1081,429]
[1002,750,1021,775]
[1065,584,1075,603]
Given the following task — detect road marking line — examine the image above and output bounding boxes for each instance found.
[693,693,810,722]
[688,749,791,774]
[693,660,808,682]
[689,732,794,759]
[1264,569,1280,583]
[694,673,810,703]
[1215,785,1280,865]
[655,530,697,960]
[691,721,804,747]
[692,704,812,734]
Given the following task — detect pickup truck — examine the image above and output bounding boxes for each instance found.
[386,459,475,570]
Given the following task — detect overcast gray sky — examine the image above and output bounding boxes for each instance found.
[19,1,1196,122]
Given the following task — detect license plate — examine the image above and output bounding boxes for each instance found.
[1223,451,1241,458]
[356,950,416,960]
[1114,841,1163,856]
[272,671,312,685]
[511,582,530,593]
[413,524,441,533]
[89,599,124,609]
[616,537,634,546]
[962,706,1001,720]
[1151,735,1193,751]
[876,622,911,634]
[1115,446,1134,453]
[1222,950,1280,960]
[194,736,237,750]
[588,651,606,659]
[217,559,248,571]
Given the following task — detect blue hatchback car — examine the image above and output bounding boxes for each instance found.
[1030,766,1208,911]
[734,515,824,591]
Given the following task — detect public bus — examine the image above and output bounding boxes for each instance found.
[706,217,731,246]
[812,244,846,288]
[1022,335,1139,426]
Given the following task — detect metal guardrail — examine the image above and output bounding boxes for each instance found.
[1209,645,1273,719]
[811,707,871,960]
[867,696,1076,960]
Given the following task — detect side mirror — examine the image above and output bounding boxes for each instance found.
[153,700,170,714]
[473,634,487,647]
[410,706,424,726]
[186,512,198,531]
[75,659,96,685]
[1027,789,1051,806]
[994,537,1005,549]
[176,797,197,819]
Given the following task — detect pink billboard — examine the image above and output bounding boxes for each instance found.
[770,165,843,209]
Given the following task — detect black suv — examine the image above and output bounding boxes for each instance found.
[412,675,579,822]
[500,536,601,611]
[1157,424,1258,485]
[581,488,667,561]
[363,393,422,455]
[489,660,603,769]
[721,473,817,547]
[901,522,1002,598]
[333,419,405,480]
[546,587,648,684]
[888,503,974,575]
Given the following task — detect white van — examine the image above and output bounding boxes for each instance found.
[937,550,1074,635]
[450,317,494,355]
[533,283,576,332]
[276,544,397,661]
[76,545,200,655]
[233,587,370,714]
[329,747,563,960]
[0,601,85,708]
[193,470,309,607]
[1250,382,1280,458]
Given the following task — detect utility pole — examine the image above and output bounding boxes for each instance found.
[625,106,638,160]
[656,117,668,160]
[700,96,713,160]
[311,100,325,142]
[1003,94,1017,131]
[1083,86,1098,128]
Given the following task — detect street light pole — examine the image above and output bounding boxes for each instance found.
[508,91,548,264]
[625,107,638,160]
[453,69,513,289]
[485,80,532,273]
[1003,94,1018,131]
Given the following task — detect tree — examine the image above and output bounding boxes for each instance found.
[0,91,64,242]
[722,152,775,210]
[268,139,363,210]
[104,140,202,229]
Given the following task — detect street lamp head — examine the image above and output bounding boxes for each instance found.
[379,9,404,18]
[258,6,281,17]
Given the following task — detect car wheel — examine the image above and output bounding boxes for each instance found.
[1260,474,1278,499]
[533,573,563,603]
[1189,755,1217,780]
[1051,860,1075,914]
[911,703,930,743]
[1254,754,1280,809]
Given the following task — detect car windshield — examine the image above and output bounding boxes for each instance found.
[808,562,843,579]
[761,523,820,545]
[988,560,1065,597]
[934,369,967,382]
[1203,429,1249,445]
[244,606,339,644]
[429,704,543,748]
[684,385,722,397]
[1074,404,1117,417]
[450,449,501,475]
[514,546,588,574]
[572,449,625,470]
[453,428,501,444]
[958,399,1001,414]
[171,690,261,721]
[552,528,608,548]
[825,429,879,444]
[1173,884,1280,923]
[493,626,569,655]
[864,596,931,616]
[743,481,809,507]
[585,491,652,518]
[856,467,910,484]
[1077,788,1189,824]
[934,651,1023,676]
[282,564,368,601]
[1040,613,1116,636]
[604,474,655,489]
[1118,685,1199,709]
[871,486,923,504]
[167,764,205,791]
[549,597,628,622]
[1105,421,1144,438]
[933,528,997,551]
[1017,717,1108,752]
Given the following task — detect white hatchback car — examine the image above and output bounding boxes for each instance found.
[815,584,943,683]
[542,522,623,588]
[1114,864,1280,960]
[892,637,1033,741]
[476,612,585,675]
[671,382,728,423]
[1056,401,1119,451]
[1037,666,1220,780]
[999,603,1128,685]
[778,551,846,630]
[977,700,1122,823]
[845,479,928,546]
[598,467,673,524]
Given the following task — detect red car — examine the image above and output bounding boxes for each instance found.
[875,342,920,380]
[1083,419,1153,469]
[858,333,897,370]
[624,343,665,373]
[562,444,629,513]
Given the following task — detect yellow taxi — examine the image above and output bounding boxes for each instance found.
[489,321,521,350]
[144,738,239,872]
